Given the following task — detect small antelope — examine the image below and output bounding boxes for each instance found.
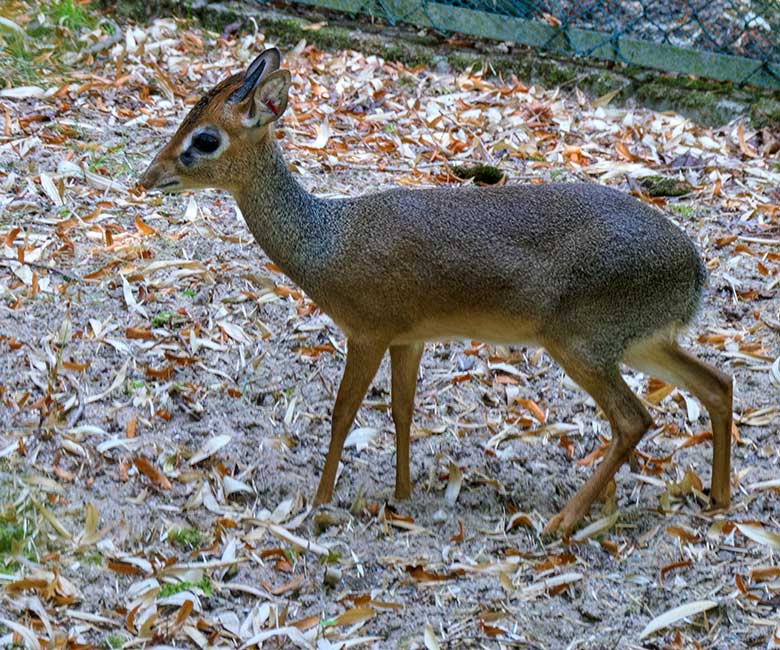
[141,48,733,535]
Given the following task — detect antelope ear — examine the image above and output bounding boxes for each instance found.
[228,47,281,104]
[240,69,291,128]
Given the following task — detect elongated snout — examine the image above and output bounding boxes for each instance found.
[139,152,182,192]
[139,157,162,190]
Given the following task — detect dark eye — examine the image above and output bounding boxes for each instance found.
[192,131,220,153]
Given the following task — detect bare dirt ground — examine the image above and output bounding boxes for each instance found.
[1,3,779,649]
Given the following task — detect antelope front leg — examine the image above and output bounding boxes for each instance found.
[314,338,387,505]
[390,343,424,499]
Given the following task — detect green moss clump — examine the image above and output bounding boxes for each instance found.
[751,96,780,129]
[168,527,203,549]
[50,0,94,30]
[669,203,694,218]
[0,523,24,554]
[451,164,505,185]
[158,576,212,598]
[640,175,692,197]
[106,634,127,650]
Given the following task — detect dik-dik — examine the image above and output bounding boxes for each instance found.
[140,48,733,535]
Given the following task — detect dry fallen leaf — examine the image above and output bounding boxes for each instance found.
[737,523,780,550]
[1,4,778,649]
[133,457,172,490]
[189,434,232,466]
[639,600,718,640]
[424,624,441,650]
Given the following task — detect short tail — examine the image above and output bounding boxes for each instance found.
[685,244,708,325]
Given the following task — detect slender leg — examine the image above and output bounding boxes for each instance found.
[314,338,387,505]
[544,347,653,536]
[390,343,424,499]
[625,339,733,508]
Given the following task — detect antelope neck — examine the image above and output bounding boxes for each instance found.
[233,134,329,288]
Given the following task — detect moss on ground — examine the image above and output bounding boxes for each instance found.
[0,522,25,554]
[158,575,212,597]
[451,164,504,184]
[641,175,693,197]
[168,526,203,549]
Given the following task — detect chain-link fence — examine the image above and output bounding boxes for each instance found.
[287,0,780,88]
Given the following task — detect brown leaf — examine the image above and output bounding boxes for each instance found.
[145,364,174,380]
[173,599,193,628]
[290,614,320,631]
[133,457,172,490]
[62,359,90,372]
[135,215,157,236]
[516,398,545,423]
[266,574,305,595]
[407,565,460,582]
[83,261,120,281]
[738,122,757,158]
[666,526,701,544]
[750,566,780,582]
[6,577,50,594]
[659,559,692,583]
[107,559,143,576]
[450,519,465,543]
[676,431,712,450]
[534,553,576,572]
[126,415,137,439]
[331,607,375,626]
[126,327,155,340]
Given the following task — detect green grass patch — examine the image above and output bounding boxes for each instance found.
[0,31,40,86]
[0,502,37,569]
[0,523,25,554]
[158,576,212,598]
[0,0,98,87]
[151,311,174,327]
[126,379,146,392]
[168,527,203,549]
[549,169,566,181]
[151,310,185,328]
[669,203,695,218]
[397,75,417,90]
[88,144,133,176]
[318,549,342,565]
[105,634,127,649]
[50,0,94,31]
[82,551,104,566]
[181,288,196,298]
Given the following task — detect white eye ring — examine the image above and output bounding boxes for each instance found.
[180,127,229,160]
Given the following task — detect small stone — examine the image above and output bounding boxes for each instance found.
[432,509,448,523]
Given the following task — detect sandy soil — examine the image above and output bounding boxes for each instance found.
[1,8,779,650]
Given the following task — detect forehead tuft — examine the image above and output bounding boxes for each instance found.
[177,73,244,133]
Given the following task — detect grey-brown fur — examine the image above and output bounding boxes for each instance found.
[237,134,705,364]
[140,49,731,535]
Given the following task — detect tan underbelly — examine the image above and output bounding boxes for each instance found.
[391,313,540,346]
